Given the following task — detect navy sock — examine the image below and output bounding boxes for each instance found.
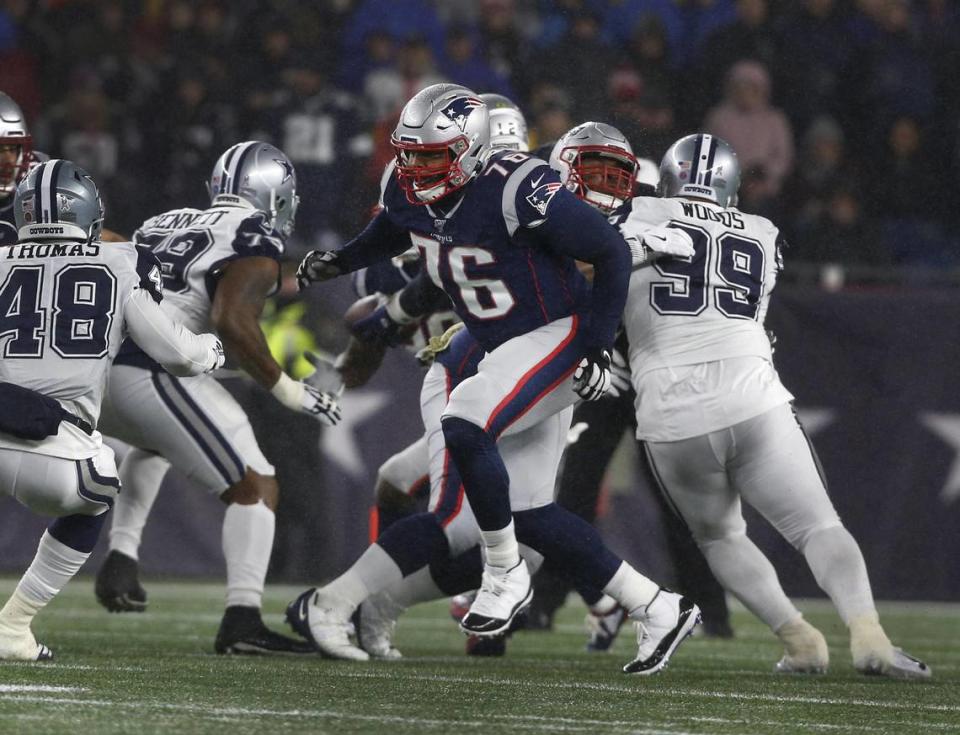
[429,546,483,596]
[441,416,512,530]
[376,512,450,577]
[514,504,622,590]
[48,512,108,554]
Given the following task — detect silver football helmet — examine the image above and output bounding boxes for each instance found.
[658,133,741,207]
[0,92,33,197]
[391,83,490,204]
[480,93,529,152]
[208,141,300,237]
[549,122,638,213]
[15,159,104,242]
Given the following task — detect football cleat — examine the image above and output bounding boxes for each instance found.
[285,588,369,661]
[0,623,53,661]
[354,592,402,660]
[774,616,829,674]
[623,590,700,675]
[857,647,932,680]
[850,615,931,679]
[460,560,532,638]
[449,592,476,623]
[585,597,627,652]
[466,634,507,656]
[215,605,314,656]
[94,550,147,613]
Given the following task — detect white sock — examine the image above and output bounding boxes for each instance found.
[603,562,660,617]
[386,565,444,609]
[1,532,89,631]
[222,500,275,609]
[320,544,403,613]
[480,519,520,569]
[109,449,169,560]
[700,532,799,631]
[802,525,877,625]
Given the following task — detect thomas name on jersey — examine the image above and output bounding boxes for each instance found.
[5,241,102,259]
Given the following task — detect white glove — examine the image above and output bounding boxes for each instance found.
[200,334,226,373]
[271,372,342,426]
[573,348,612,402]
[605,348,631,398]
[642,225,695,258]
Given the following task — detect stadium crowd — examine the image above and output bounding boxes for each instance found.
[1,0,958,269]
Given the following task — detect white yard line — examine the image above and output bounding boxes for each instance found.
[0,686,87,693]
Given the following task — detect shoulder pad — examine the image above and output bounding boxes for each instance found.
[499,155,560,235]
[231,212,284,261]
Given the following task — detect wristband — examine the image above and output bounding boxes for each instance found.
[270,372,303,411]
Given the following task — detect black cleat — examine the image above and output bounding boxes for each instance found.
[215,605,316,655]
[95,550,147,613]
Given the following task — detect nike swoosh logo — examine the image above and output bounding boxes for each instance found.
[298,599,308,623]
[530,173,544,188]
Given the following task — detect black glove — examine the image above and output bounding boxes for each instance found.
[573,347,612,401]
[297,250,344,290]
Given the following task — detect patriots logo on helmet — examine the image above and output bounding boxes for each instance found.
[525,182,562,216]
[438,96,483,132]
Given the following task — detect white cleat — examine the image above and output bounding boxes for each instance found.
[850,616,931,680]
[623,590,700,675]
[287,588,368,661]
[460,560,532,638]
[0,623,53,662]
[775,616,829,674]
[356,592,403,660]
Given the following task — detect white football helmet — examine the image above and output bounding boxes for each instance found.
[549,122,638,213]
[391,83,490,204]
[480,93,529,152]
[0,92,33,197]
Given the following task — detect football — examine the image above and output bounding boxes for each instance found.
[343,294,382,327]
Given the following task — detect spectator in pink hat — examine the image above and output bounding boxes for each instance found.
[704,59,794,206]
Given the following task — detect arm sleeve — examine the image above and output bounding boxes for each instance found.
[534,188,631,350]
[397,270,451,317]
[335,211,413,273]
[125,288,216,377]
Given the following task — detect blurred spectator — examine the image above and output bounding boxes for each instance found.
[478,0,528,96]
[364,36,447,123]
[441,25,514,97]
[608,69,677,160]
[800,183,889,266]
[528,83,574,149]
[689,0,778,123]
[599,0,684,61]
[704,60,793,206]
[340,0,446,76]
[534,9,616,120]
[775,0,854,132]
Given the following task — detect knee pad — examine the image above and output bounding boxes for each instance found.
[441,416,488,454]
[49,512,108,554]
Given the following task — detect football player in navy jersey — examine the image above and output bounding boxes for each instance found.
[0,92,36,246]
[295,84,700,672]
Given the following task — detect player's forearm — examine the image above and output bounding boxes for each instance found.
[397,271,450,317]
[125,290,218,376]
[335,337,387,389]
[216,311,282,388]
[336,211,412,273]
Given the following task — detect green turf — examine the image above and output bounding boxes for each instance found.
[0,579,955,735]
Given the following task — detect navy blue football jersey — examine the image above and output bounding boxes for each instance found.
[380,150,590,352]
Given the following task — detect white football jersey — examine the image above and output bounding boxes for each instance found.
[620,196,792,441]
[0,239,164,457]
[134,201,284,334]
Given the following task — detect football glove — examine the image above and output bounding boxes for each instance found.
[605,347,631,398]
[200,334,226,373]
[270,372,342,427]
[625,226,695,268]
[297,250,344,290]
[573,347,612,402]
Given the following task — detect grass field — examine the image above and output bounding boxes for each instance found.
[0,579,956,735]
